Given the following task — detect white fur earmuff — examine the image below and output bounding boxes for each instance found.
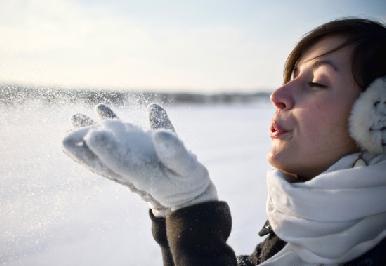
[349,76,386,154]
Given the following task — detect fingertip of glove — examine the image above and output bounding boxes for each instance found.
[147,103,175,131]
[71,113,94,127]
[62,127,88,149]
[62,135,73,150]
[147,103,164,113]
[96,103,117,119]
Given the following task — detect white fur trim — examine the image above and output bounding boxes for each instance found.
[349,77,386,154]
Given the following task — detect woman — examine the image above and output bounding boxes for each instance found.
[63,18,386,265]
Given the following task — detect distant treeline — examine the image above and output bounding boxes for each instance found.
[0,84,270,106]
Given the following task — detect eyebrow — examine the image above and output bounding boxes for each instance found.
[311,60,339,72]
[293,59,338,78]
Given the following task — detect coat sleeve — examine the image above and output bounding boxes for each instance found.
[150,201,237,266]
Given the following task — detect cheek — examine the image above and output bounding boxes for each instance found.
[300,107,332,145]
[297,100,355,156]
[295,100,326,140]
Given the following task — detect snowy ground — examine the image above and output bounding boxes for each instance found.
[0,100,274,266]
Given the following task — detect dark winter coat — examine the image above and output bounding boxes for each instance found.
[150,201,386,266]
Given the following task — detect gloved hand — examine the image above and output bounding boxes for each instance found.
[63,103,218,215]
[63,103,172,216]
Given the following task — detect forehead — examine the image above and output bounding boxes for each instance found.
[297,36,352,70]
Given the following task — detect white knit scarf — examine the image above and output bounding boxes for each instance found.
[261,153,386,266]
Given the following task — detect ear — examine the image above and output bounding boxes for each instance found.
[349,76,386,154]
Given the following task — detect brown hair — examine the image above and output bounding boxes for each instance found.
[284,18,386,90]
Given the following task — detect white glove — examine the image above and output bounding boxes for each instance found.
[63,104,172,216]
[63,103,218,214]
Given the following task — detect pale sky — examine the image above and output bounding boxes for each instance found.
[0,0,385,92]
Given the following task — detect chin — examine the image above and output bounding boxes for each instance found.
[267,152,303,180]
[267,151,290,171]
[267,147,289,168]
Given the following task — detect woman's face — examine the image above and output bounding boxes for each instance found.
[268,36,361,180]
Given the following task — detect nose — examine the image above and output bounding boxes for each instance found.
[270,83,295,111]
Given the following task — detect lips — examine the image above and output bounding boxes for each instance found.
[270,120,291,139]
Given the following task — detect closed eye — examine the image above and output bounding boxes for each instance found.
[308,82,327,88]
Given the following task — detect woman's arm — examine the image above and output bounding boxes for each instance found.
[151,201,237,266]
[151,206,289,266]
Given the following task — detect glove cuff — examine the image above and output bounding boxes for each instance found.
[171,181,219,211]
[151,207,172,217]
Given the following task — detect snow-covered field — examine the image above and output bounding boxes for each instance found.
[0,100,274,266]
